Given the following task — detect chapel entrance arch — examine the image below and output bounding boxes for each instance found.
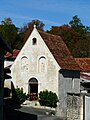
[28,78,38,101]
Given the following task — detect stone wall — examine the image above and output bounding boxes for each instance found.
[67,94,83,120]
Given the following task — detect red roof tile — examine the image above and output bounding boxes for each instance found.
[5,49,20,59]
[75,58,90,72]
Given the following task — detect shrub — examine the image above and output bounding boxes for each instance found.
[39,90,58,108]
[15,87,27,105]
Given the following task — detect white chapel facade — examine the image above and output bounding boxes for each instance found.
[11,26,60,99]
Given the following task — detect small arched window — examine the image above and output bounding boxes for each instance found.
[38,56,47,73]
[32,38,37,45]
[21,56,28,72]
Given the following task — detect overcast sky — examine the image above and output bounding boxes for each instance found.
[0,0,90,30]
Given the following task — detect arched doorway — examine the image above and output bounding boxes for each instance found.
[28,78,38,101]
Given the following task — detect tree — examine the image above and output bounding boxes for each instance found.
[20,19,45,33]
[47,16,90,57]
[72,39,90,57]
[69,15,90,34]
[0,24,18,49]
[47,25,78,52]
[0,18,21,49]
[1,17,13,25]
[69,15,90,57]
[28,19,45,31]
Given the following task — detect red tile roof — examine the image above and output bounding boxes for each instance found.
[75,58,90,72]
[5,49,20,59]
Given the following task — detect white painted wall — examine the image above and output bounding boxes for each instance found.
[11,27,60,96]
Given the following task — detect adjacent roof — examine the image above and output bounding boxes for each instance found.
[75,58,90,72]
[5,49,20,60]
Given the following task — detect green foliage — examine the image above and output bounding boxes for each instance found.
[69,15,90,34]
[15,87,27,105]
[0,18,22,49]
[1,17,13,25]
[39,90,58,108]
[47,15,90,58]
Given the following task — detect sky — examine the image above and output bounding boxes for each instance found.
[0,0,90,30]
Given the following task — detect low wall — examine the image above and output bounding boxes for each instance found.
[67,94,83,120]
[56,93,84,120]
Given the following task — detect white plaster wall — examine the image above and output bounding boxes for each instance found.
[4,60,14,89]
[4,60,13,68]
[11,27,60,96]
